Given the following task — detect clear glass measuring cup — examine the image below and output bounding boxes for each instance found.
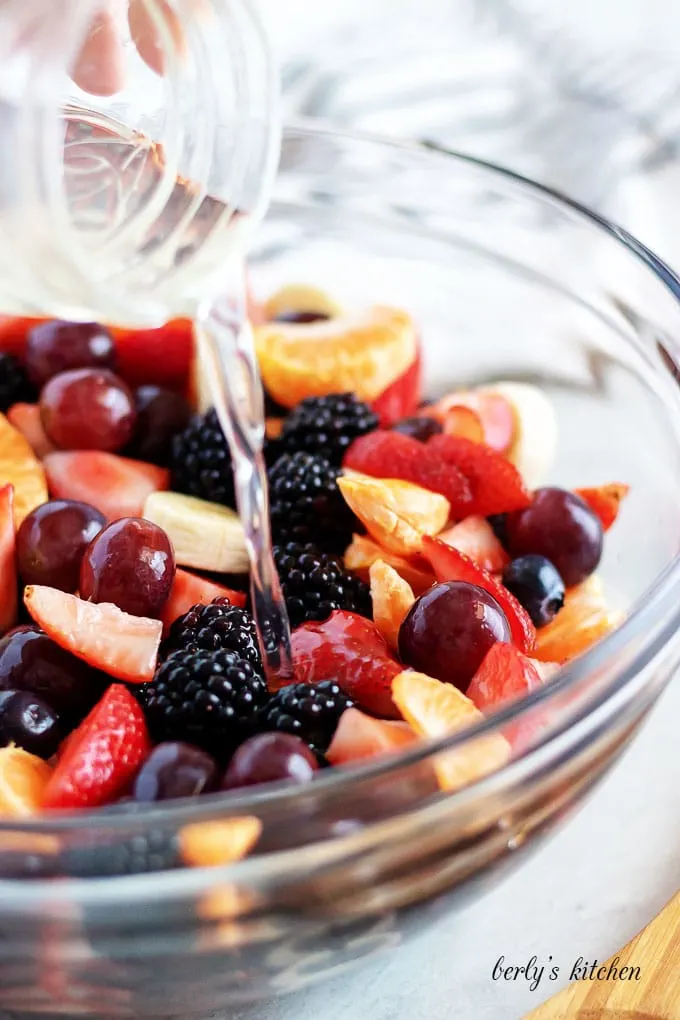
[0,0,280,326]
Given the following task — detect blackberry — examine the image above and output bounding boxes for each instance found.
[268,452,356,553]
[274,542,372,628]
[164,598,262,668]
[62,830,181,878]
[0,353,35,412]
[260,680,353,754]
[140,647,269,758]
[171,407,235,507]
[278,392,378,465]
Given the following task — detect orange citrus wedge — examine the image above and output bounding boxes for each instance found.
[179,816,262,868]
[392,670,510,791]
[255,305,418,408]
[369,559,415,650]
[0,412,48,526]
[0,746,52,817]
[344,533,435,594]
[338,472,450,556]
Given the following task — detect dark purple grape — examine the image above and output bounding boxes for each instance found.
[505,487,603,588]
[273,310,331,325]
[0,628,105,722]
[221,732,318,791]
[132,742,218,802]
[25,320,116,387]
[0,690,61,759]
[79,517,175,617]
[392,416,443,442]
[41,368,136,452]
[16,500,106,592]
[126,385,193,466]
[398,581,511,692]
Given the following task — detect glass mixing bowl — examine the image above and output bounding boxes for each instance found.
[2,123,680,1018]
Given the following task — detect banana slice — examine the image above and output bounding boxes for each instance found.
[485,381,557,490]
[143,491,248,574]
[262,284,344,321]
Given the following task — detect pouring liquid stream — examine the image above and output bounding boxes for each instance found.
[198,284,294,686]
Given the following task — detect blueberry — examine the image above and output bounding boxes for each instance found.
[502,554,565,628]
[0,690,62,759]
[391,416,442,442]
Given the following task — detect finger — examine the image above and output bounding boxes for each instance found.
[70,4,127,96]
[128,0,186,77]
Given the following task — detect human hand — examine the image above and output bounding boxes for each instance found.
[72,0,187,95]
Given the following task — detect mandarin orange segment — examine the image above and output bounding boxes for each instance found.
[392,670,511,792]
[327,707,418,766]
[179,816,262,868]
[534,575,623,663]
[338,473,449,556]
[344,533,435,594]
[369,559,415,650]
[255,305,418,409]
[0,746,53,817]
[0,412,48,526]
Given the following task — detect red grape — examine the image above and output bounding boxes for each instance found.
[25,320,116,387]
[505,487,603,588]
[132,742,218,801]
[221,732,318,790]
[40,368,136,451]
[79,517,175,617]
[16,499,105,592]
[398,581,511,691]
[391,416,442,441]
[126,385,192,466]
[0,627,106,722]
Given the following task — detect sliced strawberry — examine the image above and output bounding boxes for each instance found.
[428,390,516,453]
[437,515,509,573]
[44,451,169,520]
[441,405,485,442]
[0,486,17,635]
[291,610,403,719]
[161,568,247,636]
[6,403,55,459]
[327,707,417,765]
[467,642,542,713]
[24,585,162,683]
[111,319,194,390]
[371,348,422,427]
[344,430,472,513]
[0,317,43,358]
[422,536,536,653]
[574,483,629,532]
[427,433,531,516]
[42,684,151,810]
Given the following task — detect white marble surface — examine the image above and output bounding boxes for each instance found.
[231,6,680,1018]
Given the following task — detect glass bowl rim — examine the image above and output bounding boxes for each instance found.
[3,119,680,873]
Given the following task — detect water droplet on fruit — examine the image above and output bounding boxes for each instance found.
[79,517,175,618]
[398,581,511,691]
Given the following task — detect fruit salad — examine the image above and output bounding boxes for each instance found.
[0,289,627,873]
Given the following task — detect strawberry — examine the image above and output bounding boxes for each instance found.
[428,390,515,453]
[0,317,43,358]
[44,451,169,520]
[161,568,247,636]
[111,319,194,391]
[0,485,17,635]
[290,610,403,719]
[427,433,531,516]
[326,707,417,766]
[370,348,422,426]
[343,430,472,513]
[574,483,629,532]
[437,515,509,573]
[422,536,536,653]
[24,585,162,683]
[43,685,151,810]
[6,404,55,459]
[466,642,542,713]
